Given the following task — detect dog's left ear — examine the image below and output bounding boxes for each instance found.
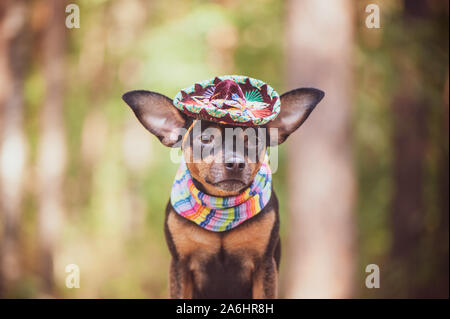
[265,88,324,145]
[122,90,190,147]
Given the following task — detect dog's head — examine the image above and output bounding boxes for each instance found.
[122,87,324,196]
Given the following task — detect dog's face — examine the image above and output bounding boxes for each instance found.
[123,87,324,196]
[181,120,266,196]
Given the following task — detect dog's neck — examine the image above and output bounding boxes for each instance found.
[170,158,272,232]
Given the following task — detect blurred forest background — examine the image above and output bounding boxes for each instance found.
[0,0,448,298]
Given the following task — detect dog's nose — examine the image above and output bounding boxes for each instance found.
[225,159,245,172]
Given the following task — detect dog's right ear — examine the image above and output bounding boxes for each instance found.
[122,90,189,147]
[265,88,324,145]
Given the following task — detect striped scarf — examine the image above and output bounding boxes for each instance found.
[170,156,272,232]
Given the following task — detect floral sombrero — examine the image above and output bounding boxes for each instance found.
[173,75,280,126]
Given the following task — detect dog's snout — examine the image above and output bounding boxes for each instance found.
[225,159,245,172]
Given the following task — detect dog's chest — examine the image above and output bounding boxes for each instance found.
[167,209,275,280]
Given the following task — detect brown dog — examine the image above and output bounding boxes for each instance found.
[123,87,324,299]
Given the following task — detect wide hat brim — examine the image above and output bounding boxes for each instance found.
[173,75,280,126]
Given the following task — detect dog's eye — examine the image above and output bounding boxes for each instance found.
[244,135,260,148]
[200,134,214,144]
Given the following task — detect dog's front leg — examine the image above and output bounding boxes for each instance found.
[252,258,278,299]
[169,258,194,299]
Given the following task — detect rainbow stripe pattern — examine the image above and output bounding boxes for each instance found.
[170,156,272,232]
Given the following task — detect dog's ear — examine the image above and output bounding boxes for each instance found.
[266,88,324,145]
[122,90,189,147]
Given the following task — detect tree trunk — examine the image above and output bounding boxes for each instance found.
[389,0,432,298]
[283,0,356,298]
[36,0,67,295]
[0,0,29,296]
[390,75,427,298]
[437,74,449,297]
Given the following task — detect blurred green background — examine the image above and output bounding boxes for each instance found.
[0,0,448,298]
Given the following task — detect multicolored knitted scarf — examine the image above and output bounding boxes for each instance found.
[170,156,272,232]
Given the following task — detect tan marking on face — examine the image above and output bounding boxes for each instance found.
[182,121,266,197]
[247,161,263,183]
